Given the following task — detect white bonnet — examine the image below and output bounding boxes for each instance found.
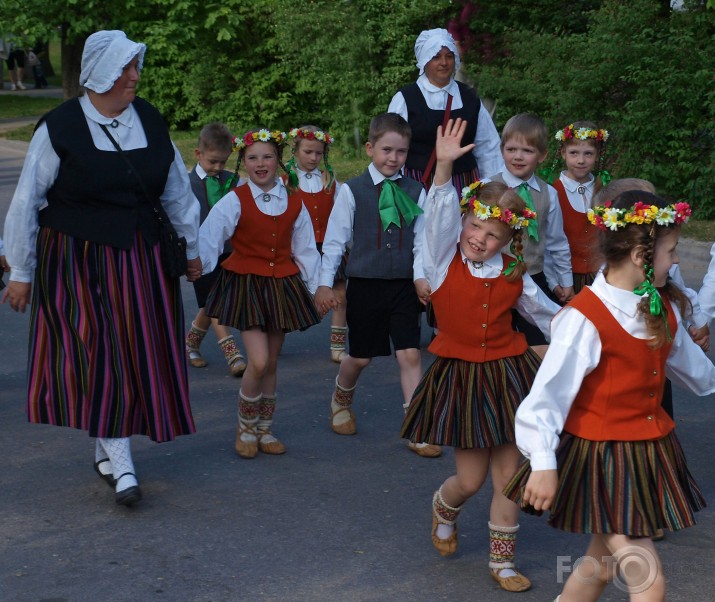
[414,28,460,75]
[80,30,146,93]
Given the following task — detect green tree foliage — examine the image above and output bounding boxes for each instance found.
[473,0,715,217]
[2,0,713,215]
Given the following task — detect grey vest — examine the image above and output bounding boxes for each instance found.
[491,173,550,275]
[346,170,423,279]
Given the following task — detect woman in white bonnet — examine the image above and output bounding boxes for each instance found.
[2,30,201,507]
[387,28,503,191]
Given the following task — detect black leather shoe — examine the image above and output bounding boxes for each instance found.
[115,472,142,506]
[93,459,116,487]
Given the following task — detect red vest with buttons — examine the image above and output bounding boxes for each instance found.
[563,287,676,441]
[292,184,336,244]
[428,250,528,362]
[553,178,601,274]
[221,183,300,277]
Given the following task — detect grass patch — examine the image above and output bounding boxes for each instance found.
[0,96,62,120]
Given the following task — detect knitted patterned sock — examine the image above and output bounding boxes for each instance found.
[434,486,461,540]
[218,335,243,366]
[489,522,520,576]
[99,437,138,492]
[238,390,261,443]
[94,439,112,477]
[330,326,347,353]
[186,321,208,353]
[330,376,356,426]
[257,394,278,443]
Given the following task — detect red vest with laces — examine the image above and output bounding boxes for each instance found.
[429,250,528,362]
[553,178,601,274]
[290,183,336,244]
[221,183,300,277]
[563,287,677,441]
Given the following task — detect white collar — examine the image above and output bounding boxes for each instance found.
[459,247,504,270]
[591,271,642,318]
[296,165,322,178]
[195,163,209,180]
[500,169,542,193]
[417,73,458,95]
[80,93,134,128]
[247,177,284,199]
[560,172,594,193]
[368,162,402,185]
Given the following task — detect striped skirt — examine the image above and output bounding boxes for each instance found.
[503,431,706,537]
[204,270,320,333]
[401,350,541,448]
[27,227,195,442]
[403,167,480,194]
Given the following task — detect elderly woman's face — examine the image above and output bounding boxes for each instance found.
[424,46,455,88]
[106,56,140,107]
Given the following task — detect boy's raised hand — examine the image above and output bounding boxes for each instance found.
[433,118,476,186]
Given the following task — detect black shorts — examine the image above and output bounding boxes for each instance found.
[346,278,421,358]
[5,49,25,70]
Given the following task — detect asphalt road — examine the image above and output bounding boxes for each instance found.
[1,128,713,602]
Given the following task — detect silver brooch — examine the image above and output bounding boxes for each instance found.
[262,193,271,203]
[305,173,313,179]
[577,185,586,195]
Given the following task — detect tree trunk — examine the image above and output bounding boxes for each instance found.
[60,24,86,99]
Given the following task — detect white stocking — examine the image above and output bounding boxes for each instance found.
[94,439,113,476]
[99,437,138,491]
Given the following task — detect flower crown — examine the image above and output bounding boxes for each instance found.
[555,124,609,143]
[460,182,536,229]
[587,200,692,232]
[233,129,288,151]
[288,127,334,145]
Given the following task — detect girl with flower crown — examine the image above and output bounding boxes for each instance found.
[401,119,561,593]
[285,125,347,362]
[542,121,610,295]
[504,190,715,601]
[199,128,322,458]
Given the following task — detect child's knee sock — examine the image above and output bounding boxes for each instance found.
[330,326,347,362]
[488,522,520,575]
[433,486,461,539]
[99,437,137,491]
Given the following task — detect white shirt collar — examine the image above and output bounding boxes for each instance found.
[416,73,458,95]
[560,172,594,193]
[296,165,322,179]
[500,169,543,193]
[80,93,135,128]
[368,162,402,185]
[591,271,642,318]
[459,247,504,270]
[247,177,284,199]
[195,163,209,180]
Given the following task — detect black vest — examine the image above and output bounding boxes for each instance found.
[346,170,423,280]
[401,81,479,175]
[38,97,174,249]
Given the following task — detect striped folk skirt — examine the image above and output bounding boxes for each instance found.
[204,270,320,333]
[503,431,706,537]
[27,227,195,442]
[401,350,541,448]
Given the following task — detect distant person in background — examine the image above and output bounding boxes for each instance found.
[387,28,503,191]
[2,36,26,90]
[2,30,201,507]
[29,41,49,89]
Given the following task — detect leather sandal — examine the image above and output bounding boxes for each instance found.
[187,348,207,368]
[229,355,247,377]
[330,404,356,435]
[235,423,258,458]
[115,472,142,506]
[407,441,442,458]
[489,568,532,592]
[93,459,116,487]
[432,511,458,556]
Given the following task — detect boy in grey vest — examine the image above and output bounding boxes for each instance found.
[316,113,440,458]
[487,113,573,349]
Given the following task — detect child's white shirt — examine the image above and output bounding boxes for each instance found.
[484,169,573,292]
[318,163,426,288]
[558,171,595,213]
[698,243,715,325]
[515,271,715,471]
[294,165,342,197]
[422,180,560,337]
[198,178,320,293]
[668,264,706,330]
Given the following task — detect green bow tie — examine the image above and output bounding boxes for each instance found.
[378,179,424,231]
[206,174,237,208]
[516,182,539,241]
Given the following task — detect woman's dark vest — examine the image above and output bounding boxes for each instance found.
[401,81,479,174]
[38,97,174,249]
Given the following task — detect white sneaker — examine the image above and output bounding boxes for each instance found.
[10,83,16,91]
[17,82,26,90]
